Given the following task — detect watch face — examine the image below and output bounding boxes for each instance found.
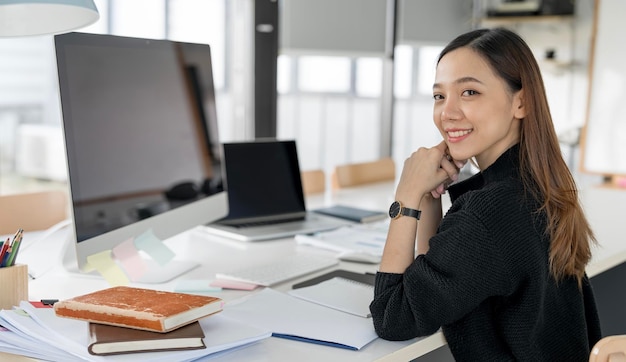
[389,201,401,219]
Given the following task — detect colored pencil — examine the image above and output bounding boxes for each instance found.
[0,239,9,267]
[6,232,23,267]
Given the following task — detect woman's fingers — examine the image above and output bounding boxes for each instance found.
[431,183,445,199]
[396,141,469,202]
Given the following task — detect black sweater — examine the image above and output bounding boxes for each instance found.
[370,145,601,361]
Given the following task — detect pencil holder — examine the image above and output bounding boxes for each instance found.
[0,264,28,310]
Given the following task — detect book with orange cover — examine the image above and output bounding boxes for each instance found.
[54,286,223,332]
[88,320,205,355]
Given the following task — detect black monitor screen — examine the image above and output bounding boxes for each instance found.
[55,32,224,242]
[220,140,305,222]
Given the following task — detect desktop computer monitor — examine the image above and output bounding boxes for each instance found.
[54,32,228,283]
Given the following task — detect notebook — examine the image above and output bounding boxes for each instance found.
[288,276,374,318]
[201,140,351,241]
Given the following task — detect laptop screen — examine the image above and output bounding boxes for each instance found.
[220,140,306,223]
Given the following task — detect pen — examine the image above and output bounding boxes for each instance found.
[6,231,23,267]
[0,229,23,267]
[10,228,21,243]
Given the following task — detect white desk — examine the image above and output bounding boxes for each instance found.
[11,182,626,361]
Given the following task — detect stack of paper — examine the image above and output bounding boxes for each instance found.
[295,220,389,257]
[0,301,271,361]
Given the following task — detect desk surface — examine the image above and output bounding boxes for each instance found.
[12,182,626,361]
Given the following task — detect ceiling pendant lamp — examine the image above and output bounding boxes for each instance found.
[0,0,99,37]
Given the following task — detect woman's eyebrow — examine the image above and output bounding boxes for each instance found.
[433,76,484,90]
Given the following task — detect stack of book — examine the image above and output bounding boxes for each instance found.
[54,286,225,355]
[0,286,271,361]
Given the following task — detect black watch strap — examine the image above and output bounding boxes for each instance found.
[401,207,421,220]
[389,201,421,220]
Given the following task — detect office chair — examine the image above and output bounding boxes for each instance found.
[301,169,326,195]
[0,190,68,234]
[331,158,395,189]
[590,335,626,362]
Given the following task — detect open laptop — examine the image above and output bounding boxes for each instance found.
[201,140,351,241]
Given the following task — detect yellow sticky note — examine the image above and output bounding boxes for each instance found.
[86,250,129,286]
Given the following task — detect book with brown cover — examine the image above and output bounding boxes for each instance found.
[54,286,223,332]
[88,320,206,355]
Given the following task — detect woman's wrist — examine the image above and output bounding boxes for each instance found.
[394,188,430,210]
[393,196,420,210]
[419,193,441,210]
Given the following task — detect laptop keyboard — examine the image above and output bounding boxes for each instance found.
[232,217,305,228]
[215,254,339,286]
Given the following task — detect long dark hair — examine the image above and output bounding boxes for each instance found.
[437,28,595,286]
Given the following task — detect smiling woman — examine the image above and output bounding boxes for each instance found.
[432,47,524,168]
[371,27,601,362]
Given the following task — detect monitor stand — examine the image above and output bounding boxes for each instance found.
[61,234,199,284]
[130,259,200,283]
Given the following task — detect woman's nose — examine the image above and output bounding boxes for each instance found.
[439,98,462,121]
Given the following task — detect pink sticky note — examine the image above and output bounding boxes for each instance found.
[112,237,148,281]
[210,279,259,291]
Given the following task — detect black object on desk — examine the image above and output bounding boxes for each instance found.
[313,205,387,223]
[292,269,375,289]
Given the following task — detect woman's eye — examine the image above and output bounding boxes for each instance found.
[433,94,444,100]
[462,90,479,96]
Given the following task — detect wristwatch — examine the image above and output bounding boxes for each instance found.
[388,201,421,220]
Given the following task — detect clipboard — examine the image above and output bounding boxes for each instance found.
[292,269,375,289]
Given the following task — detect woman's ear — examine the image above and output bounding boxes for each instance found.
[513,89,526,119]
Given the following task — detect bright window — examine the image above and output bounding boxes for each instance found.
[169,0,226,89]
[110,0,166,39]
[417,46,443,96]
[394,45,413,98]
[298,56,351,93]
[356,58,382,97]
[277,55,292,94]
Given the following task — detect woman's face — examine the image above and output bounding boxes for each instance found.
[433,47,524,169]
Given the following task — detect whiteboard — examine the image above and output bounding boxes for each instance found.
[582,0,626,175]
